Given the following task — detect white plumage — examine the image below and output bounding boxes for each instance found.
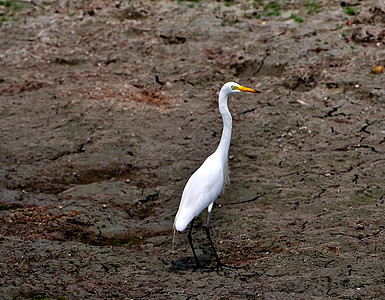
[174,153,225,232]
[173,82,258,270]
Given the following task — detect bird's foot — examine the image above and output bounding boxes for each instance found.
[214,259,241,273]
[193,259,241,273]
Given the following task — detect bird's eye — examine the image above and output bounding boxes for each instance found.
[231,85,235,90]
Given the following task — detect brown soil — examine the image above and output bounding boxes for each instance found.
[1,0,385,299]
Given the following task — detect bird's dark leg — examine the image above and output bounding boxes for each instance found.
[187,218,202,270]
[206,211,223,271]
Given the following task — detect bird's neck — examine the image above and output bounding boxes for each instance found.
[215,91,232,161]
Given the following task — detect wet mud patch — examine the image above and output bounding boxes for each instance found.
[1,205,80,239]
[62,223,168,248]
[3,161,135,195]
[0,198,168,248]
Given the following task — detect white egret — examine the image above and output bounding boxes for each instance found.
[174,82,259,270]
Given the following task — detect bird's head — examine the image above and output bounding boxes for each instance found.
[222,82,260,95]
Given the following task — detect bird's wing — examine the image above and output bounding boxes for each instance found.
[182,156,224,209]
[174,155,224,231]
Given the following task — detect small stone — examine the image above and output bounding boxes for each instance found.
[356,223,364,230]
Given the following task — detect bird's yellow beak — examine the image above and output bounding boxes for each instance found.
[238,86,260,93]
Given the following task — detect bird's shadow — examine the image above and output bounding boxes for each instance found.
[168,253,215,273]
[168,252,242,274]
[168,257,201,273]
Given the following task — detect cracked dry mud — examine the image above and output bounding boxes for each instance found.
[1,0,385,299]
